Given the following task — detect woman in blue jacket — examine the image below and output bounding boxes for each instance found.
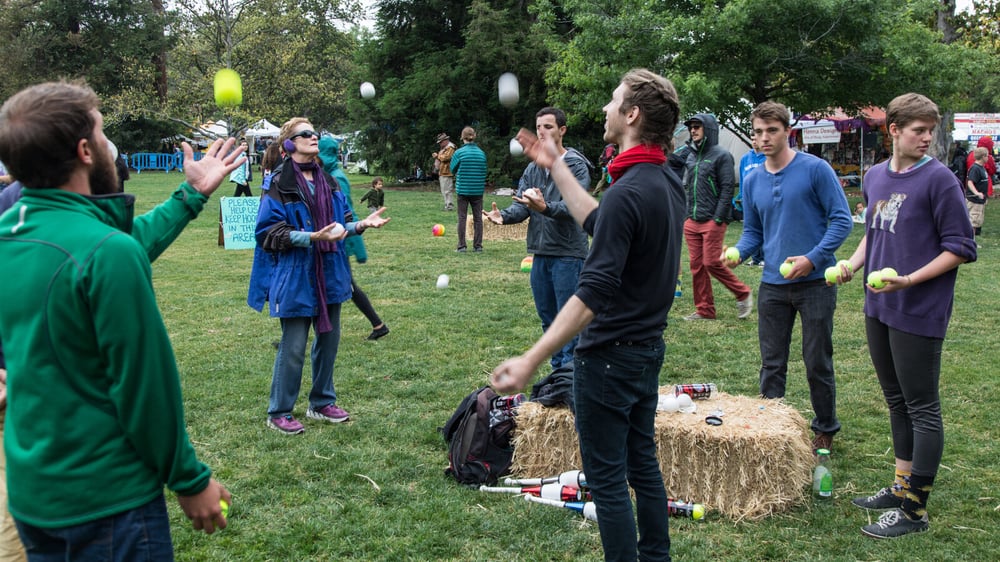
[249,118,388,434]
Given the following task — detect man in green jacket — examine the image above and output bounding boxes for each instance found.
[0,81,240,559]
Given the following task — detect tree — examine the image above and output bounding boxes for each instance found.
[537,0,978,151]
[0,0,176,143]
[352,0,554,181]
[167,0,360,135]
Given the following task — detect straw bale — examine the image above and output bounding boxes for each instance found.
[466,215,529,241]
[511,390,814,520]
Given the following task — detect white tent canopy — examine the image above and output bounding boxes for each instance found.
[246,119,280,138]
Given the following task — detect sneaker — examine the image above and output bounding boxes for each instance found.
[736,291,753,319]
[307,404,350,423]
[812,432,833,453]
[852,487,904,511]
[473,248,483,253]
[682,312,715,321]
[456,248,467,253]
[861,508,929,539]
[267,415,305,435]
[367,324,390,341]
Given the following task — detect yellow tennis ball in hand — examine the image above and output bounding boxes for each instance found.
[779,261,793,278]
[214,69,243,108]
[724,247,740,263]
[219,499,230,519]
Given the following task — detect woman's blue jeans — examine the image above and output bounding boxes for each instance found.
[269,303,341,417]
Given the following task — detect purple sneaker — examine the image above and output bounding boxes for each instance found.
[267,415,305,435]
[307,404,350,423]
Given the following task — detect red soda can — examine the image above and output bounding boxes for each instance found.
[673,383,717,400]
[491,393,526,413]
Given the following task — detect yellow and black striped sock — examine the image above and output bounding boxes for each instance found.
[902,473,934,520]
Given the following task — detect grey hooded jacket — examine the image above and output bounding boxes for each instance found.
[682,113,736,224]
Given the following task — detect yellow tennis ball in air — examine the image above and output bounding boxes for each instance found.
[214,69,243,108]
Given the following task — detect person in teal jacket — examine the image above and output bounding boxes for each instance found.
[0,81,238,559]
[450,126,487,252]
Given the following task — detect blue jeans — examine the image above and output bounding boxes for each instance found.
[15,495,173,561]
[269,303,341,417]
[757,280,840,435]
[574,340,671,562]
[530,255,584,369]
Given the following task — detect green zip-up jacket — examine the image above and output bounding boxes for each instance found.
[0,183,212,528]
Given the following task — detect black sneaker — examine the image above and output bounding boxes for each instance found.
[852,487,903,510]
[367,325,390,341]
[861,508,929,539]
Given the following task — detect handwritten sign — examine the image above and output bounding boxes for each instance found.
[220,196,260,250]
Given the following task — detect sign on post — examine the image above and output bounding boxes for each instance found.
[801,126,842,145]
[219,196,260,250]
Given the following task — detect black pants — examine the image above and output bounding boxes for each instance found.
[233,183,252,197]
[865,316,944,478]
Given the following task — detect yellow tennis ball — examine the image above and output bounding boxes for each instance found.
[837,259,853,275]
[214,69,243,108]
[692,504,705,520]
[867,270,884,289]
[824,266,840,284]
[219,499,230,519]
[881,267,898,279]
[724,247,740,263]
[779,261,793,278]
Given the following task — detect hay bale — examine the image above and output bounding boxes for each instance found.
[511,390,814,520]
[466,215,528,241]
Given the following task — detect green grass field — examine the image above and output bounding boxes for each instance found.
[124,170,1000,561]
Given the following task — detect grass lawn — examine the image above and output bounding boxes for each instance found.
[123,170,1000,561]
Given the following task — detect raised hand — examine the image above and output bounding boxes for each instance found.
[183,138,247,196]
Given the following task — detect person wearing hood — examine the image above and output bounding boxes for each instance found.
[318,135,390,341]
[965,135,995,200]
[681,113,753,321]
[484,107,593,369]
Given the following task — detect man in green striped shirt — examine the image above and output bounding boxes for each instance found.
[451,126,488,252]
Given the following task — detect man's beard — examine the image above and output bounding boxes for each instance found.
[89,141,120,195]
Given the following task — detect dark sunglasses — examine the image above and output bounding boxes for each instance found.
[289,130,319,140]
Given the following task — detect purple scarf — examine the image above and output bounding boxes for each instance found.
[291,159,337,332]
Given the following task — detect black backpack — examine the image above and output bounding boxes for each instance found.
[441,386,515,486]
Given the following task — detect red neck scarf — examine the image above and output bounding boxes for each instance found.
[606,144,666,182]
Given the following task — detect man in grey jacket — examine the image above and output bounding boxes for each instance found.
[484,107,592,369]
[681,113,752,321]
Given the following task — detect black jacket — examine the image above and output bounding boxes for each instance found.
[682,113,735,223]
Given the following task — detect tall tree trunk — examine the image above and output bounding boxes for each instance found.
[934,0,959,162]
[152,0,168,103]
